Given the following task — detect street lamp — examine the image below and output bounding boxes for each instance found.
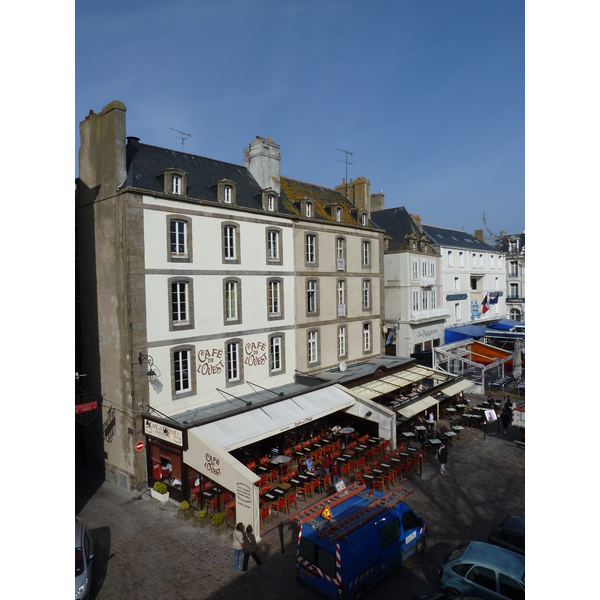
[138,352,160,384]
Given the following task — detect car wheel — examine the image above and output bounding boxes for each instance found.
[415,536,426,556]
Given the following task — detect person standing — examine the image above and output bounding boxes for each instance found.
[438,442,448,475]
[242,524,262,572]
[500,407,511,435]
[332,459,339,484]
[323,452,331,475]
[233,522,245,572]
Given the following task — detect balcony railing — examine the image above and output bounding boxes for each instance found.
[409,306,450,321]
[420,276,435,286]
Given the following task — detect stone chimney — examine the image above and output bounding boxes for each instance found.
[78,100,127,203]
[474,229,484,242]
[243,136,281,193]
[412,214,422,232]
[335,176,371,217]
[370,191,385,212]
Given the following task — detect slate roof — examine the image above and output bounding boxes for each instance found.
[370,207,423,251]
[422,224,496,251]
[125,139,297,213]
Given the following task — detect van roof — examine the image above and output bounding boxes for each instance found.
[303,491,412,541]
[462,541,525,578]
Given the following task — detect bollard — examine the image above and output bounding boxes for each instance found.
[419,453,422,478]
[278,521,285,554]
[484,422,487,441]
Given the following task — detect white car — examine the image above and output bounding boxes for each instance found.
[75,520,94,599]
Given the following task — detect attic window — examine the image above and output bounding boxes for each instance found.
[361,213,367,226]
[217,180,237,205]
[268,194,275,211]
[336,207,342,222]
[163,168,186,197]
[306,202,312,218]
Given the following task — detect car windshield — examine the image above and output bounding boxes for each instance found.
[444,542,468,564]
[75,548,85,576]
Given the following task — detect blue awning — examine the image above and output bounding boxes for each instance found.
[445,325,488,343]
[489,318,525,331]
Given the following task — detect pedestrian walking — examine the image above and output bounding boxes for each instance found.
[242,524,262,572]
[500,407,511,435]
[232,522,245,571]
[438,441,448,475]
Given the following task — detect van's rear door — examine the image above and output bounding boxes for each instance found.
[400,510,421,559]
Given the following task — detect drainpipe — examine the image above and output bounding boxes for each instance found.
[293,221,298,375]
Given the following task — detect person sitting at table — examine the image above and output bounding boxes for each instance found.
[314,459,324,479]
[305,457,314,473]
[298,460,307,475]
[330,424,342,436]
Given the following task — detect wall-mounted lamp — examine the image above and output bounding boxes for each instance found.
[365,411,373,418]
[139,352,160,384]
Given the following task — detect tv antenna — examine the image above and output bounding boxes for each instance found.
[337,148,353,195]
[171,128,191,151]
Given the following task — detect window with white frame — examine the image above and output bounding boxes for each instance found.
[171,174,182,195]
[363,322,371,352]
[459,251,464,267]
[337,280,346,316]
[362,240,371,267]
[336,207,342,222]
[338,326,347,358]
[430,261,436,278]
[222,223,240,263]
[431,289,436,309]
[307,279,318,314]
[174,349,190,394]
[454,303,461,319]
[448,250,453,266]
[269,335,282,373]
[267,279,282,319]
[308,330,319,364]
[170,219,188,257]
[510,283,519,298]
[454,276,460,291]
[224,185,232,204]
[171,281,189,325]
[479,253,484,268]
[336,237,345,271]
[412,290,419,311]
[267,229,280,262]
[306,202,312,218]
[495,276,499,290]
[491,254,495,268]
[362,279,371,310]
[421,261,427,277]
[224,279,241,323]
[422,290,428,310]
[268,194,275,211]
[226,340,241,383]
[306,234,317,264]
[411,260,419,280]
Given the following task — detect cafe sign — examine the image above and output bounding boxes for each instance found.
[144,419,183,447]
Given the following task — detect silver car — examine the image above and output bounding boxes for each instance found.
[438,541,524,600]
[75,520,94,599]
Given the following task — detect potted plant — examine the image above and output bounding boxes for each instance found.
[210,512,227,536]
[150,481,169,503]
[177,500,194,521]
[194,508,211,528]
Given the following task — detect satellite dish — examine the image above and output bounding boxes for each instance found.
[339,361,347,372]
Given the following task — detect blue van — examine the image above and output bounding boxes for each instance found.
[296,487,426,600]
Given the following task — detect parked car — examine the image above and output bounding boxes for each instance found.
[438,541,524,600]
[411,593,481,600]
[487,515,525,555]
[75,519,94,599]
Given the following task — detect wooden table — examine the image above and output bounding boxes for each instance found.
[278,482,291,491]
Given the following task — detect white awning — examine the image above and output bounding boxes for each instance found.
[440,379,473,397]
[350,365,451,400]
[397,395,440,419]
[189,384,356,452]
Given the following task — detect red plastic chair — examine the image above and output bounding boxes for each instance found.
[287,490,298,511]
[260,503,271,531]
[271,496,287,519]
[225,499,236,526]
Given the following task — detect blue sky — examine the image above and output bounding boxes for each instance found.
[76,0,524,236]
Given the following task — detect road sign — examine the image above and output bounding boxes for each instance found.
[75,400,97,415]
[136,440,145,452]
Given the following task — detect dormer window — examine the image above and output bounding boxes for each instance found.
[171,175,182,195]
[162,168,186,196]
[216,179,237,205]
[268,194,275,211]
[306,202,312,218]
[261,189,278,212]
[336,207,342,222]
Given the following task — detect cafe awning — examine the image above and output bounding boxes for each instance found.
[189,384,356,452]
[439,378,473,397]
[350,365,450,401]
[397,395,440,420]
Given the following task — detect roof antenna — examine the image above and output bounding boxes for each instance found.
[337,148,353,197]
[171,128,191,151]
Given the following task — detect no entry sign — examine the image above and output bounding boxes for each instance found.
[136,440,145,452]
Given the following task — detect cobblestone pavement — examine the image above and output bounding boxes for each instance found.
[76,397,524,600]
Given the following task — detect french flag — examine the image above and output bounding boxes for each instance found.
[481,293,489,314]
